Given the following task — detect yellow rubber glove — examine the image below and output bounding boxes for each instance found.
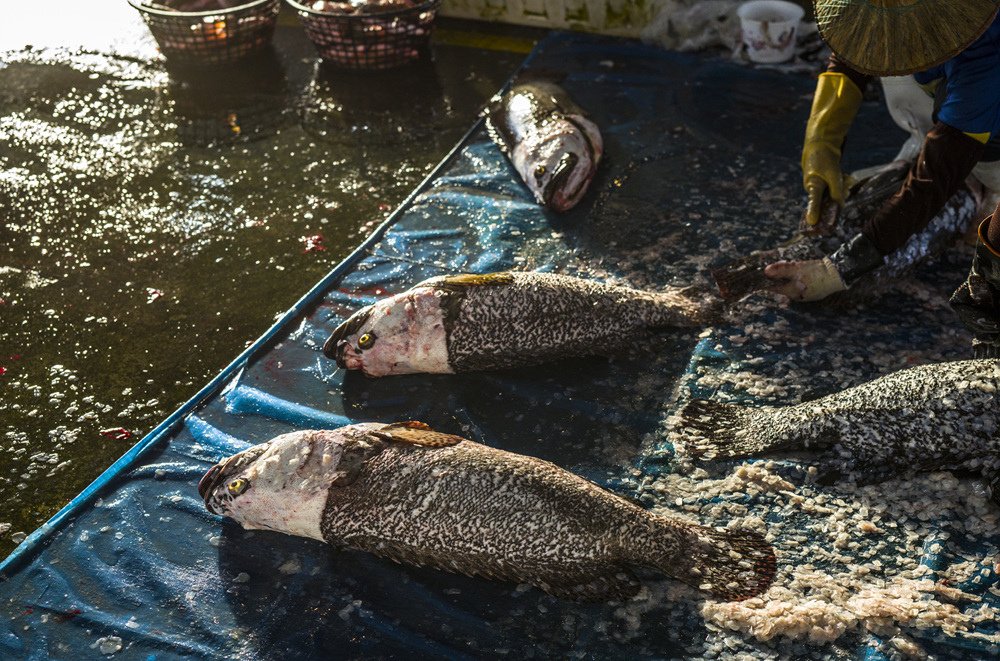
[763,258,847,302]
[801,72,863,228]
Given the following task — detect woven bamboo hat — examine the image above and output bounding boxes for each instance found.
[814,0,1000,76]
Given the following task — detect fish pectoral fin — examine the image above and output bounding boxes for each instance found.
[374,421,464,448]
[540,568,640,602]
[436,272,515,288]
[330,438,385,487]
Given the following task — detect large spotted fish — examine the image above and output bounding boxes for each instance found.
[322,271,713,376]
[485,81,602,212]
[199,421,776,601]
[672,359,1000,500]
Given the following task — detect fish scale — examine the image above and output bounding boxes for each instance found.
[443,272,703,372]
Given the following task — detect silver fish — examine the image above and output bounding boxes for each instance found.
[485,82,603,212]
[713,163,977,302]
[323,271,713,376]
[672,359,1000,499]
[199,421,776,601]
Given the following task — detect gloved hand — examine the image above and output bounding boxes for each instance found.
[763,234,882,303]
[802,72,863,229]
[950,222,1000,358]
[763,257,847,302]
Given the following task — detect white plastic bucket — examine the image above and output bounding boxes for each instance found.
[738,0,804,63]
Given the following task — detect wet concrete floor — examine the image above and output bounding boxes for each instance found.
[0,1,531,556]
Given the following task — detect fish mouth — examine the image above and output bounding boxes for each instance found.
[324,339,349,368]
[322,324,348,362]
[323,308,372,362]
[324,337,361,371]
[198,463,224,502]
[542,152,580,207]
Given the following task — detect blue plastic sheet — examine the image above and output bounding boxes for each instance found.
[2,33,996,659]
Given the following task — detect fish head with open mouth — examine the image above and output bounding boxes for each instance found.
[321,286,450,377]
[198,427,382,540]
[525,129,597,212]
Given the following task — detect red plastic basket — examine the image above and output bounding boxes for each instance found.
[286,0,441,69]
[129,0,282,65]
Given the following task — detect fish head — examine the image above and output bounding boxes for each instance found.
[531,131,595,212]
[322,288,449,377]
[199,426,384,540]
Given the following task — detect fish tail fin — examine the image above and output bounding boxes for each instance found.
[646,286,722,327]
[670,399,792,460]
[644,520,776,601]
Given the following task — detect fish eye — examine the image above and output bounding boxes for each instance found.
[227,478,249,496]
[357,332,376,350]
[534,165,547,182]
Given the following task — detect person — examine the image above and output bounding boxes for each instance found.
[951,201,1000,357]
[763,0,1000,304]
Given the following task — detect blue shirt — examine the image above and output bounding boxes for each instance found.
[913,13,1000,143]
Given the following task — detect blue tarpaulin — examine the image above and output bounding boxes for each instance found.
[2,33,996,660]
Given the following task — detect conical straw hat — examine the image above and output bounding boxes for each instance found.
[814,0,1000,76]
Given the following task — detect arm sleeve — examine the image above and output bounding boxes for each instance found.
[862,122,984,254]
[826,53,873,97]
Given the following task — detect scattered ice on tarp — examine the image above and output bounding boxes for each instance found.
[338,599,363,621]
[278,557,302,575]
[93,636,122,655]
[612,244,1000,656]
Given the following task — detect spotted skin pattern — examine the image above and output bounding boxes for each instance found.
[440,272,707,372]
[324,271,713,376]
[201,423,776,602]
[674,360,1000,487]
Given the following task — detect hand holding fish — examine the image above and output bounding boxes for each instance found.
[763,257,846,302]
[800,72,862,229]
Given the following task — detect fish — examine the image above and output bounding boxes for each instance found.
[671,359,1000,500]
[199,421,776,602]
[485,81,603,212]
[712,163,977,303]
[322,271,715,376]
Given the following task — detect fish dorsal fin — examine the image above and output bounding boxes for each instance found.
[437,272,515,288]
[373,421,464,448]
